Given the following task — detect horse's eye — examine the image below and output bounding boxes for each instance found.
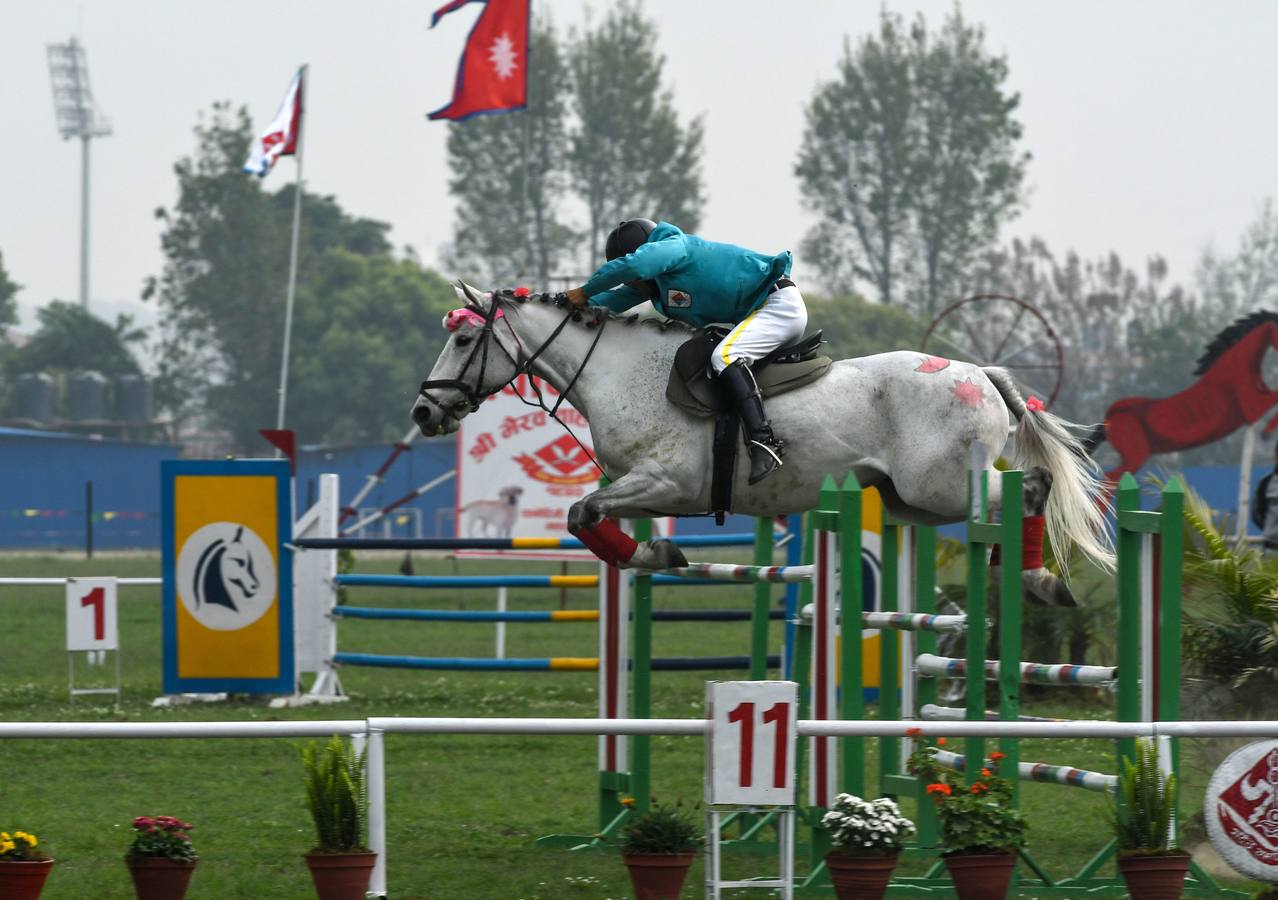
[455,335,473,347]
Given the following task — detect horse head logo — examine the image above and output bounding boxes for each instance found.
[192,526,260,613]
[177,522,276,630]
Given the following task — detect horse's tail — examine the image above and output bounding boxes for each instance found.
[983,367,1115,573]
[1081,423,1107,454]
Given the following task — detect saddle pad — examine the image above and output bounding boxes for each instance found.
[667,353,833,417]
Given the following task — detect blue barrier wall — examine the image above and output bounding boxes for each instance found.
[0,427,179,549]
[295,437,457,536]
[293,436,759,538]
[0,419,1266,550]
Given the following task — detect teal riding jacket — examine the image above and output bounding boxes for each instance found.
[581,222,792,328]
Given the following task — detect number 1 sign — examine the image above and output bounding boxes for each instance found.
[66,577,121,704]
[66,578,118,651]
[706,681,798,807]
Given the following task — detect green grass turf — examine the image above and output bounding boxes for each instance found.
[0,551,1261,898]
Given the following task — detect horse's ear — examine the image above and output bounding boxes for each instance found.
[455,280,489,311]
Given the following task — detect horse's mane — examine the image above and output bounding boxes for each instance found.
[492,290,701,337]
[1193,309,1278,376]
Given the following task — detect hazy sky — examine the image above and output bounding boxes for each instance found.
[4,1,1278,338]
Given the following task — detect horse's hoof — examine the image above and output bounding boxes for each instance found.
[566,501,601,534]
[650,539,688,570]
[1023,568,1077,607]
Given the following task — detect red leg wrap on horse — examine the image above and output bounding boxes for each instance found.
[1022,515,1045,569]
[576,519,637,566]
[988,515,1046,569]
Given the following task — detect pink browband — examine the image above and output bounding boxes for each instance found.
[444,306,505,332]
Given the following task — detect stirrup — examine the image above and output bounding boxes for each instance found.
[747,438,785,484]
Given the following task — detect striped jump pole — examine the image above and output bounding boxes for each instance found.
[931,748,1117,793]
[915,653,1118,686]
[332,573,737,589]
[294,532,760,551]
[330,607,786,624]
[329,652,780,672]
[659,563,813,583]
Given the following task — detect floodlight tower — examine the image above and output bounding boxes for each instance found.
[47,37,112,311]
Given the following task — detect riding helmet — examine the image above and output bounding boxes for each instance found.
[604,218,657,261]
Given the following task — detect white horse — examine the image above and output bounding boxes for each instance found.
[411,285,1112,573]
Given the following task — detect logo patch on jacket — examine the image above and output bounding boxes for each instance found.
[667,289,692,308]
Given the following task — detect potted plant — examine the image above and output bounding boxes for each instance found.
[617,799,700,900]
[0,829,53,900]
[909,737,1027,900]
[821,793,915,899]
[125,816,197,900]
[1112,739,1190,899]
[301,736,376,900]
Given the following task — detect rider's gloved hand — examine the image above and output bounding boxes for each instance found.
[565,287,588,308]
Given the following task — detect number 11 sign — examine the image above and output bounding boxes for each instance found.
[706,681,798,807]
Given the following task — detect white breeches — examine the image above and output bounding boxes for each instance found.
[709,284,808,373]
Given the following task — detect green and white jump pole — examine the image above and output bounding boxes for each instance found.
[789,466,1230,895]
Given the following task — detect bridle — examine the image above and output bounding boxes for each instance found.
[417,290,610,471]
[417,293,514,417]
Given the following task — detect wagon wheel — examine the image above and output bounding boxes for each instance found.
[920,294,1064,408]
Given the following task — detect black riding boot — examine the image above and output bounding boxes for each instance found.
[718,359,785,485]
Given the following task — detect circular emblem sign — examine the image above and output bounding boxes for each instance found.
[175,522,277,631]
[1207,739,1278,881]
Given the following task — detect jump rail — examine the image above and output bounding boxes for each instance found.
[295,533,759,551]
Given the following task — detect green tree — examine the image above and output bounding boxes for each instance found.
[0,250,19,336]
[446,20,575,288]
[145,102,287,443]
[807,293,927,360]
[568,0,705,266]
[796,8,1028,312]
[1197,198,1278,318]
[908,9,1027,314]
[148,102,453,449]
[967,237,1221,456]
[288,251,456,444]
[8,301,144,377]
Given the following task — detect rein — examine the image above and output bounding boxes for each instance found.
[418,292,610,475]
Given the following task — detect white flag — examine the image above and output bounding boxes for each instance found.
[243,68,304,178]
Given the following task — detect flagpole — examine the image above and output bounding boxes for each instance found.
[276,64,307,432]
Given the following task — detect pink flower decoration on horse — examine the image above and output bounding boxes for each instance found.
[1026,395,1045,413]
[444,307,505,332]
[915,355,951,374]
[951,378,985,408]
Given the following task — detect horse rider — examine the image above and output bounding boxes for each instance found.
[566,218,805,485]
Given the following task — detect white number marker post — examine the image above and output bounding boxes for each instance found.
[705,680,797,899]
[66,577,120,703]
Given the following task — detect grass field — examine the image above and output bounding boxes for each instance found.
[0,550,1261,899]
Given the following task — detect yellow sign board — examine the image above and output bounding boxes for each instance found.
[162,460,293,694]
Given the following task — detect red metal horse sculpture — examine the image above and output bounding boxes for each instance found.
[1085,311,1278,479]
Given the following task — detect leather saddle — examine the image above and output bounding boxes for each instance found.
[666,327,832,417]
[664,327,832,524]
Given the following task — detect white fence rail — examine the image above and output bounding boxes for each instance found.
[4,715,1277,898]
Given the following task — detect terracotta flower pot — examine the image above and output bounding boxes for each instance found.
[622,852,695,900]
[0,858,55,900]
[304,851,377,900]
[126,856,198,900]
[1117,852,1190,900]
[943,852,1016,900]
[825,851,899,900]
